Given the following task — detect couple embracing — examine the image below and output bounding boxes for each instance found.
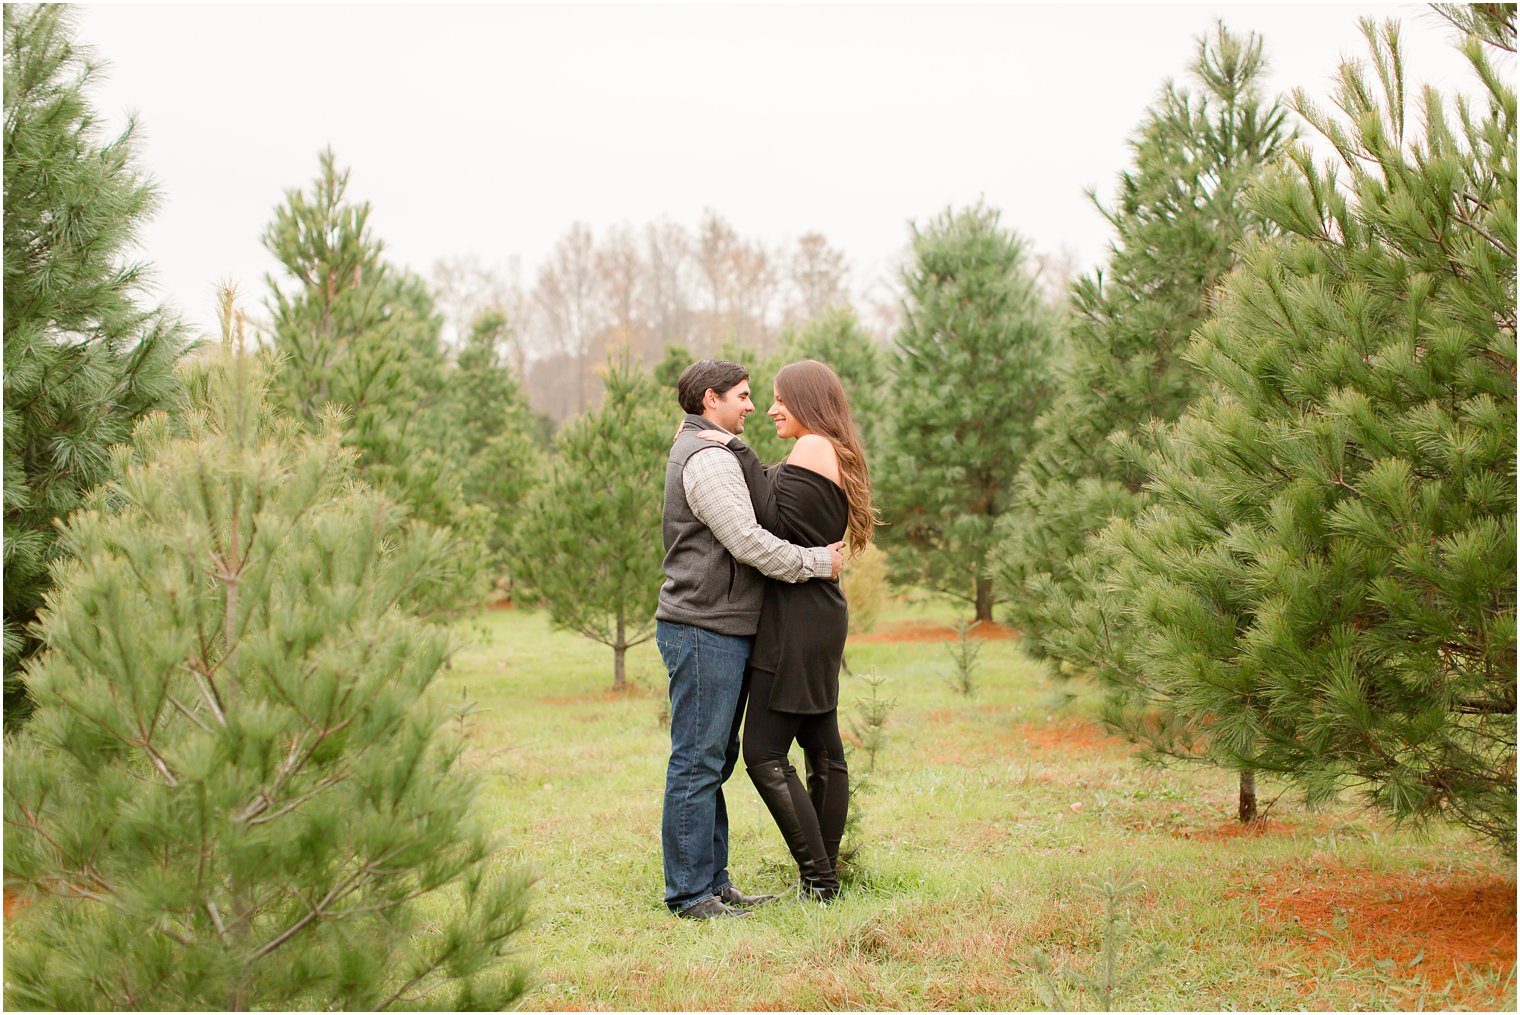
[655,357,876,920]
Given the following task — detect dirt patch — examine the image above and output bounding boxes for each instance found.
[539,685,650,706]
[1009,719,1128,754]
[851,619,1019,644]
[1174,819,1298,841]
[1238,864,1516,996]
[927,719,1129,766]
[921,718,1129,763]
[925,703,1016,723]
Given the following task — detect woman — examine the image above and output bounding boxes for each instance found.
[696,359,875,901]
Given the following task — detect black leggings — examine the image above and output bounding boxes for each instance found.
[742,669,847,769]
[743,667,849,871]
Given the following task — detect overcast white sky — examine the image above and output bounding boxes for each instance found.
[73,2,1481,339]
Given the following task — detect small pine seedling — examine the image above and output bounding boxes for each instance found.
[945,619,984,696]
[1024,870,1167,1011]
[849,668,896,773]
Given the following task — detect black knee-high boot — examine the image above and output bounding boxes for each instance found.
[747,761,838,900]
[804,749,848,875]
[814,756,849,876]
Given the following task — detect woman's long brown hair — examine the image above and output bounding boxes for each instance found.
[774,359,876,555]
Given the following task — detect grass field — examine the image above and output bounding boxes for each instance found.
[434,595,1516,1012]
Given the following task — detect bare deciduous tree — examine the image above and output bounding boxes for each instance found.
[643,218,693,353]
[787,232,851,326]
[532,222,604,414]
[729,239,780,353]
[597,224,647,363]
[695,208,739,346]
[431,254,530,371]
[1032,243,1081,307]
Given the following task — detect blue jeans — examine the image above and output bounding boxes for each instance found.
[657,619,752,913]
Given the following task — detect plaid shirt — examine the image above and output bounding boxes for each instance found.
[682,442,833,584]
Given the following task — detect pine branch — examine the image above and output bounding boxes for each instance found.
[137,722,179,787]
[1450,203,1517,260]
[156,925,193,947]
[244,771,347,827]
[1454,696,1517,714]
[206,900,229,941]
[235,722,351,824]
[165,693,213,732]
[246,846,407,964]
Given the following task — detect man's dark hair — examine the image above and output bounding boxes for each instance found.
[676,359,749,415]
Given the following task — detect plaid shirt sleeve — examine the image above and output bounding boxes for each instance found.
[682,446,834,583]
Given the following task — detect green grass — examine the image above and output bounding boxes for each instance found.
[431,597,1516,1011]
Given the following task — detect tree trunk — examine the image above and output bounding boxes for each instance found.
[1238,767,1257,823]
[974,575,995,623]
[612,610,627,692]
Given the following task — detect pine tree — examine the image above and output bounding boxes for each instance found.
[2,294,531,1009]
[1097,13,1516,850]
[994,25,1294,821]
[782,306,890,457]
[444,309,544,592]
[778,309,894,615]
[878,202,1059,621]
[999,24,1292,649]
[263,150,485,615]
[705,339,788,465]
[654,341,694,389]
[514,360,669,690]
[2,4,188,722]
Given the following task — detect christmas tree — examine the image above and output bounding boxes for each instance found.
[999,24,1292,656]
[995,25,1294,820]
[514,359,670,690]
[1098,12,1516,850]
[263,150,486,616]
[444,308,545,594]
[3,294,531,1009]
[878,202,1059,620]
[3,4,188,722]
[782,306,890,458]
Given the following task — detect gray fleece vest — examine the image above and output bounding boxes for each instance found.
[655,418,766,636]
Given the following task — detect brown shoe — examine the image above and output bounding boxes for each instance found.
[676,896,750,920]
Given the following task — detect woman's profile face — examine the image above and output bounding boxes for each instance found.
[768,388,807,440]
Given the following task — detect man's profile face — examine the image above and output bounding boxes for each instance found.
[705,381,754,434]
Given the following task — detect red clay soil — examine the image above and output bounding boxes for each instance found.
[1239,864,1516,996]
[926,718,1128,766]
[1175,819,1299,841]
[1009,719,1128,753]
[538,684,649,706]
[850,619,1019,644]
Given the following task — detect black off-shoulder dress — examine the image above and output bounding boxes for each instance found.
[731,445,849,714]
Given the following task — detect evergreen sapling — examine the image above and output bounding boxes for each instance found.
[2,296,531,1010]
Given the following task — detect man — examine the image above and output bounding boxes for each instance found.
[656,358,843,920]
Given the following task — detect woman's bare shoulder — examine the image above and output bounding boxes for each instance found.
[786,434,841,484]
